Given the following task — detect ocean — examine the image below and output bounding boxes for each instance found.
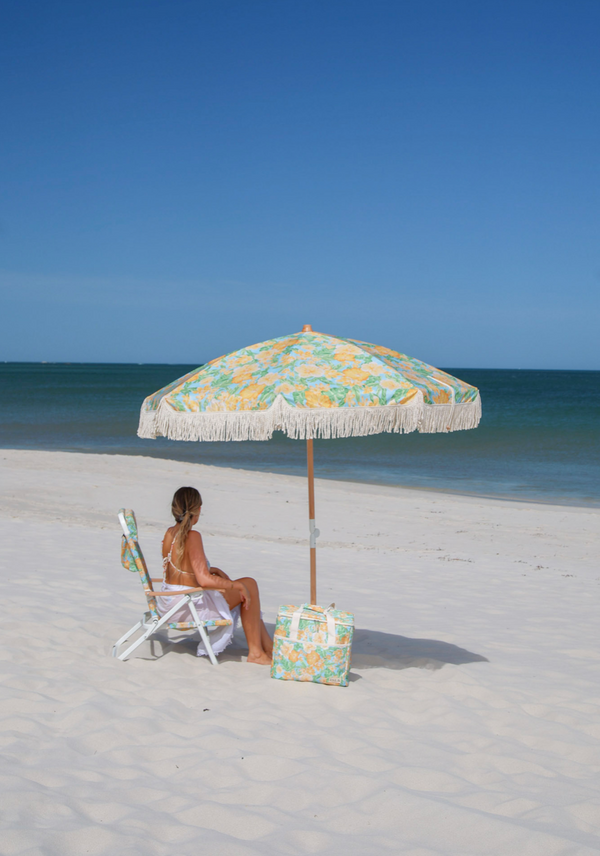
[1,363,599,506]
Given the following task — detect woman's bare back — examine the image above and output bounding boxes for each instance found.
[162,526,198,586]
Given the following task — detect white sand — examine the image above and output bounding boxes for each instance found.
[1,449,599,855]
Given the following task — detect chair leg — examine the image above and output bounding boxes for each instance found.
[199,624,219,666]
[117,621,158,661]
[116,597,198,661]
[188,600,219,666]
[114,597,226,664]
[112,619,143,657]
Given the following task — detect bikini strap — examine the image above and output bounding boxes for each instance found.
[162,533,174,580]
[162,531,188,578]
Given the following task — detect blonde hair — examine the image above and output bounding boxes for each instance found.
[171,486,202,561]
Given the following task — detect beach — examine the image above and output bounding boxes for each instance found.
[1,448,599,854]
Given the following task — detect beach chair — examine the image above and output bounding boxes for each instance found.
[112,508,232,664]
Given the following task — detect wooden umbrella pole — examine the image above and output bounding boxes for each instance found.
[307,438,318,604]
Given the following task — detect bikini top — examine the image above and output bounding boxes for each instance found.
[162,531,210,586]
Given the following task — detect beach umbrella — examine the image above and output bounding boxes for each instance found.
[138,325,481,603]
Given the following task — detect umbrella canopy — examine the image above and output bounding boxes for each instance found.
[138,326,481,442]
[138,326,481,604]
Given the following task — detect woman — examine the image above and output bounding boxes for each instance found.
[159,486,272,665]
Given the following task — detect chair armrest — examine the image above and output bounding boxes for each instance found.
[146,587,227,597]
[147,587,204,597]
[149,578,227,591]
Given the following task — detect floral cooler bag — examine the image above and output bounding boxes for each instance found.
[271,604,354,687]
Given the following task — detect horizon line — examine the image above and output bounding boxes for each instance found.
[1,361,599,372]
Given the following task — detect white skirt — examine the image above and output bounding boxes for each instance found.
[157,583,240,658]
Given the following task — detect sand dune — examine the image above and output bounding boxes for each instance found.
[0,450,599,854]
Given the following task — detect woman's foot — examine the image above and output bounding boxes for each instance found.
[247,651,272,665]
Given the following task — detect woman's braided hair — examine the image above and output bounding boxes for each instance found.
[171,486,202,562]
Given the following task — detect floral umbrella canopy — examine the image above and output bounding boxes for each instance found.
[139,325,481,602]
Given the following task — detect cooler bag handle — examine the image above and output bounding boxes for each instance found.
[289,604,336,647]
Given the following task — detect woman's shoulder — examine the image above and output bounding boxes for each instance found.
[184,528,203,553]
[162,525,177,548]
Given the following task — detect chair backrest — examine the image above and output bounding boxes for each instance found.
[118,508,159,618]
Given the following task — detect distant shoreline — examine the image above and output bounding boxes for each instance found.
[2,363,599,507]
[2,445,598,510]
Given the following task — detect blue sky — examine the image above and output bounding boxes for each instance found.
[1,0,598,368]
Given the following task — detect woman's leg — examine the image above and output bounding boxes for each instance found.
[223,577,271,665]
[261,620,273,656]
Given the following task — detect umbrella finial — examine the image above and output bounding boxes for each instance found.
[302,324,313,332]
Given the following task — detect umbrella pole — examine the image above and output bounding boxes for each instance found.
[307,438,317,604]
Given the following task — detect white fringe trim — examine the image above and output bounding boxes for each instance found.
[138,392,481,442]
[418,392,482,434]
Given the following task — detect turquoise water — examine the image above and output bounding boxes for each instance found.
[1,363,599,506]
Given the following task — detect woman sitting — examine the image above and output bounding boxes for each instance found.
[159,486,272,665]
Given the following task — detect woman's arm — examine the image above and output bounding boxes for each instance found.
[187,532,250,604]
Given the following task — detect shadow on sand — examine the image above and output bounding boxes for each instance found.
[146,624,488,674]
[351,628,488,672]
[147,633,247,662]
[146,623,274,662]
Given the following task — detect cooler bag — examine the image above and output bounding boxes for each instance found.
[271,603,355,686]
